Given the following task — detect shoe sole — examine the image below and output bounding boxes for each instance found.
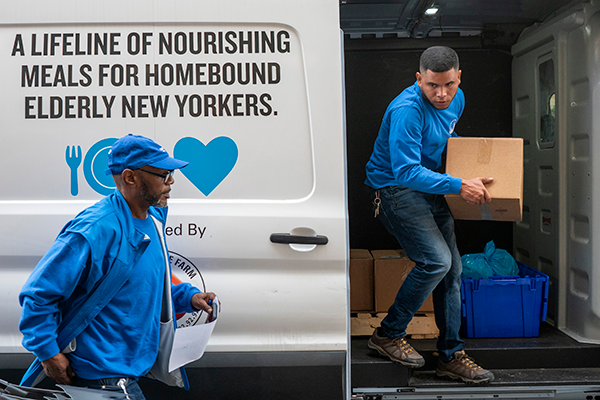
[436,370,494,384]
[367,339,425,368]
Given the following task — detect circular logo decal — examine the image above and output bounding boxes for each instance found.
[83,138,118,195]
[169,251,206,328]
[449,119,457,135]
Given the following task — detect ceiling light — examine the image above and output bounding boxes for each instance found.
[425,6,439,16]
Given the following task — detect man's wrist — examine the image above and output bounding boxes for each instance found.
[450,177,462,194]
[190,290,203,311]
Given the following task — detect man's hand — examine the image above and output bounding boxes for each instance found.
[191,292,217,314]
[41,353,76,385]
[460,177,493,205]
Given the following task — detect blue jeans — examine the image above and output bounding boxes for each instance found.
[73,376,146,400]
[372,186,464,362]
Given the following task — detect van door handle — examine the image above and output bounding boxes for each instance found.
[270,233,329,245]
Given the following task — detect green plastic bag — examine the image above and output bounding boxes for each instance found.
[461,240,519,279]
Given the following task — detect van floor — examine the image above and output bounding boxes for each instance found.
[351,322,600,390]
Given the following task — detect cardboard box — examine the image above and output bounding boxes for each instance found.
[445,137,523,221]
[372,249,434,313]
[350,249,374,312]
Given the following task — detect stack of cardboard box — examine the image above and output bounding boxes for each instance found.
[349,249,374,311]
[349,249,433,313]
[350,249,438,337]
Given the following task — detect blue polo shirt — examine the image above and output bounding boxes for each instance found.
[365,81,464,195]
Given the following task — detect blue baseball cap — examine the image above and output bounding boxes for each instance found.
[105,134,188,175]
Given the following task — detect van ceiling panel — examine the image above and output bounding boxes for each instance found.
[340,0,583,38]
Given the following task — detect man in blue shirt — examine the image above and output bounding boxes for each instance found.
[19,134,217,398]
[365,46,494,383]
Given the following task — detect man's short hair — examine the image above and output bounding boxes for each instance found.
[419,46,459,73]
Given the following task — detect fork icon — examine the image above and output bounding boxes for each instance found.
[65,145,82,196]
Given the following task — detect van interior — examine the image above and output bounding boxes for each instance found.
[343,0,600,398]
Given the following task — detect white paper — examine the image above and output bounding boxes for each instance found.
[168,297,219,372]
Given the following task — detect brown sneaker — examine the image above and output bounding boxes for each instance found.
[436,350,495,383]
[367,328,425,368]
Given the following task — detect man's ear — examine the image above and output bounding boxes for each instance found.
[416,71,422,87]
[120,169,137,186]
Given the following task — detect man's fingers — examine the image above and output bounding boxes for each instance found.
[484,189,492,202]
[192,292,217,313]
[41,353,75,384]
[201,300,213,314]
[46,368,69,384]
[480,177,493,202]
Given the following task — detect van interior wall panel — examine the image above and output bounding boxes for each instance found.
[345,44,514,256]
[512,1,600,344]
[563,9,600,345]
[512,40,560,326]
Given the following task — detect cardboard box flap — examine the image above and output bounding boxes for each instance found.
[350,249,373,260]
[371,249,407,260]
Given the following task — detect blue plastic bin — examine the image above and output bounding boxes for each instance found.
[461,262,549,338]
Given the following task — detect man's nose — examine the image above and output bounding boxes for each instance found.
[438,87,447,98]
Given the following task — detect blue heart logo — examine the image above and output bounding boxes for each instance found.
[174,136,238,196]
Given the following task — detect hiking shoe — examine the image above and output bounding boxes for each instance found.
[367,328,425,368]
[436,350,495,383]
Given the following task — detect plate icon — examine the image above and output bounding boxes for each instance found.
[83,138,118,196]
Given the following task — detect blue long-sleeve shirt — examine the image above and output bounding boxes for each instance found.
[365,81,464,195]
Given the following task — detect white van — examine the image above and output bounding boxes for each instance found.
[0,0,348,398]
[3,0,600,399]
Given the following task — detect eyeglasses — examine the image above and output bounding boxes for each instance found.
[138,168,174,183]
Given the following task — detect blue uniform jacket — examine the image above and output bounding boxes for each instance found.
[19,189,199,387]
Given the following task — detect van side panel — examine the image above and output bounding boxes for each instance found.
[0,0,348,397]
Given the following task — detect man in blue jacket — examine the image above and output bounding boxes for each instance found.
[19,134,217,398]
[365,46,494,383]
